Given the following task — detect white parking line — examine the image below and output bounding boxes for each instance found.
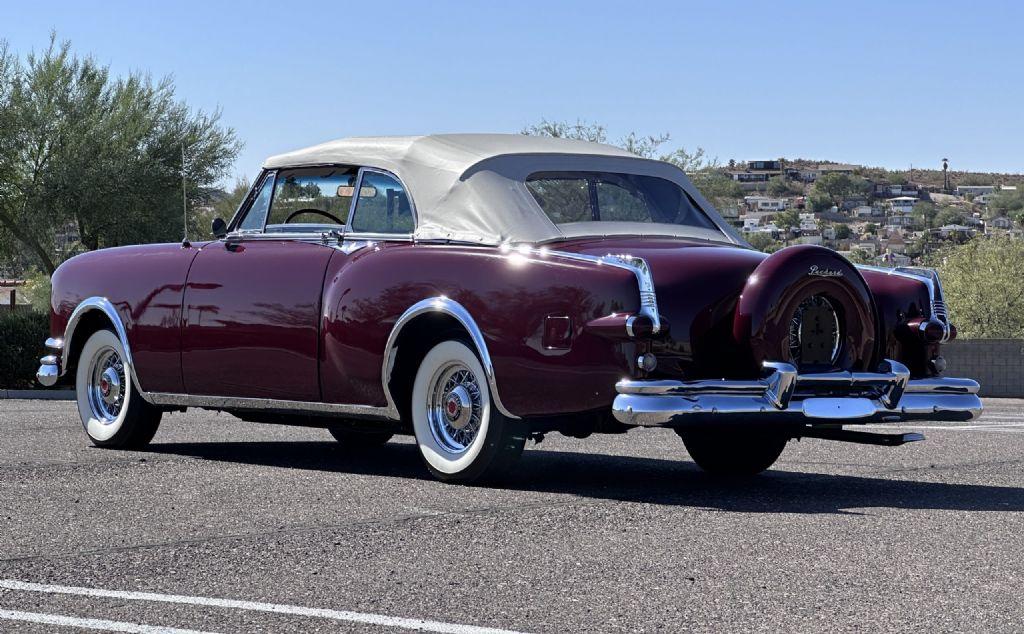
[0,579,527,634]
[0,608,218,633]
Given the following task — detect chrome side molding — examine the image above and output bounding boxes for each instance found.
[50,295,515,423]
[144,393,395,421]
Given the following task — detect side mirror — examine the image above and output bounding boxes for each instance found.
[212,217,227,239]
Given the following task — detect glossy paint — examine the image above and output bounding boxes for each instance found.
[48,234,944,421]
[859,267,935,376]
[319,241,640,416]
[181,240,334,401]
[551,238,769,380]
[733,245,877,373]
[50,243,202,393]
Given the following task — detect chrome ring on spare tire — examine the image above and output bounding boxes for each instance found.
[427,362,483,454]
[87,347,126,423]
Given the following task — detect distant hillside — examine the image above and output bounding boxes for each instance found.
[778,158,1024,190]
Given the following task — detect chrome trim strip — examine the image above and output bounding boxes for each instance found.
[144,393,395,420]
[331,239,377,255]
[612,358,982,427]
[59,297,148,392]
[858,265,952,343]
[383,297,519,420]
[530,248,661,335]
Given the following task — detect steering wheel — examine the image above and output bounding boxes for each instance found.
[283,208,345,225]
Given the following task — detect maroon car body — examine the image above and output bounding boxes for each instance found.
[37,134,982,481]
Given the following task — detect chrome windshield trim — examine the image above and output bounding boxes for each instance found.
[383,296,519,420]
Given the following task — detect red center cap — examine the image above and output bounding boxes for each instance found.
[446,398,458,416]
[100,379,109,395]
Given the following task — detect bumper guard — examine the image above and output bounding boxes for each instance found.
[35,338,64,387]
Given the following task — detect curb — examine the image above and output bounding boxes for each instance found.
[0,389,75,400]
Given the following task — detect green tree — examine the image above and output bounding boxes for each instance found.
[767,176,798,197]
[811,172,869,203]
[689,170,743,207]
[0,36,241,275]
[987,189,1024,217]
[913,202,939,229]
[846,249,872,264]
[928,235,1024,338]
[773,209,801,231]
[521,118,715,171]
[189,178,250,239]
[833,224,852,239]
[746,232,781,252]
[807,190,833,212]
[933,206,965,227]
[521,118,607,143]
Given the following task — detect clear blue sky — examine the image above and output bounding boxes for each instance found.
[8,1,1024,183]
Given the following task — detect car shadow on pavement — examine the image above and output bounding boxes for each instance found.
[145,440,1024,515]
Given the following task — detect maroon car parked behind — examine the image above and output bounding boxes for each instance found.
[36,134,982,482]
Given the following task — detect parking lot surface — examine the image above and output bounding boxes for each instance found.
[1,398,1023,632]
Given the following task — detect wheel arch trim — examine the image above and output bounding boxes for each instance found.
[61,296,149,399]
[383,296,519,420]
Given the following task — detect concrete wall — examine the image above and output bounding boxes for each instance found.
[942,339,1024,397]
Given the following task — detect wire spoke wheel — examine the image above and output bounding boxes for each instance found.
[411,340,525,482]
[427,362,483,455]
[75,329,161,448]
[87,347,126,424]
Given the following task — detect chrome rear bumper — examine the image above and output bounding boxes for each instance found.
[612,359,982,427]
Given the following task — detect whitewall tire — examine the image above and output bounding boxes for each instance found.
[75,329,161,448]
[411,340,525,482]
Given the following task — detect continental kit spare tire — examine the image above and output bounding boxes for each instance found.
[733,245,878,373]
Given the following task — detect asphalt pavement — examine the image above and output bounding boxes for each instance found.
[1,398,1023,632]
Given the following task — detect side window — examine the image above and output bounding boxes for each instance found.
[237,173,276,231]
[349,171,414,233]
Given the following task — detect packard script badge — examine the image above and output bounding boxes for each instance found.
[808,265,844,278]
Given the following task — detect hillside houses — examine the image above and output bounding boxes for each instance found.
[728,157,1022,265]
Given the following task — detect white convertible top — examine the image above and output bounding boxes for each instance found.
[264,133,741,245]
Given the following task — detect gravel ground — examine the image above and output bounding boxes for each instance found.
[1,398,1022,633]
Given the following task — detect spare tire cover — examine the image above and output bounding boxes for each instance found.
[733,245,877,372]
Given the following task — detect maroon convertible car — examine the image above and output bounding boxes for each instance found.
[36,134,982,482]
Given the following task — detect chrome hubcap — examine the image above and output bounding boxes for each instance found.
[88,348,126,423]
[444,385,473,430]
[427,363,483,454]
[100,367,121,405]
